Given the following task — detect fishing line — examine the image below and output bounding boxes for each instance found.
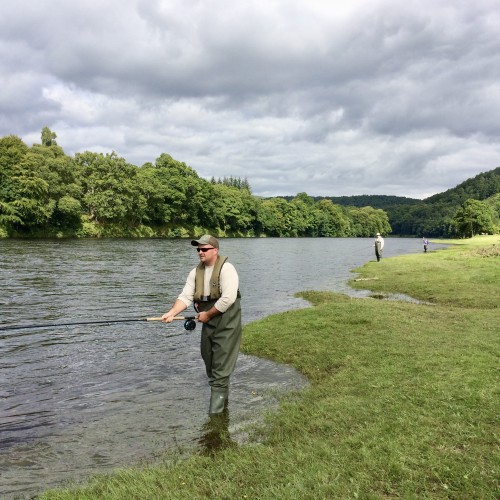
[0,325,193,355]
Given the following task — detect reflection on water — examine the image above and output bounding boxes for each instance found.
[198,407,235,456]
[0,237,445,498]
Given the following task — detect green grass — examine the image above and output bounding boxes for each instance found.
[349,235,500,309]
[40,236,499,499]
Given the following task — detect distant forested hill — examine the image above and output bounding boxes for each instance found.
[387,167,500,236]
[314,195,420,209]
[280,194,419,209]
[425,167,500,205]
[288,167,499,237]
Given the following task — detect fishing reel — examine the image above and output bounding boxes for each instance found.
[184,318,197,331]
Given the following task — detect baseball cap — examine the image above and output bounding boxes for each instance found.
[191,235,219,249]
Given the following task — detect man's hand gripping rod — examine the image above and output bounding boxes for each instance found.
[147,316,198,331]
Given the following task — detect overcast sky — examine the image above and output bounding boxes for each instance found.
[1,0,499,199]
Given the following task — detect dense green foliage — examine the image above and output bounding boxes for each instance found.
[0,131,391,238]
[309,168,500,237]
[283,193,421,208]
[426,167,500,204]
[1,128,498,238]
[387,168,500,237]
[452,198,496,238]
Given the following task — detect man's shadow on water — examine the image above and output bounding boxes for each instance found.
[198,405,236,456]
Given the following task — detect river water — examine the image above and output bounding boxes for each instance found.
[0,237,443,498]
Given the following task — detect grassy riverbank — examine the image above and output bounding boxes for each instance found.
[41,236,499,499]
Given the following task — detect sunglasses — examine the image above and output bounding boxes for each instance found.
[196,247,215,253]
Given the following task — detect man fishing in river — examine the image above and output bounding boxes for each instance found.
[161,235,242,416]
[374,232,384,262]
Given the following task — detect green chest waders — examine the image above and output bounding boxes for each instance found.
[375,241,383,261]
[197,297,242,415]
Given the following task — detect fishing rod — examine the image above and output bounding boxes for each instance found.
[0,315,198,334]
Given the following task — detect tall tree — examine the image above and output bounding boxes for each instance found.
[76,151,141,223]
[211,184,256,234]
[348,206,391,237]
[41,126,57,146]
[311,199,351,237]
[0,136,29,231]
[452,199,495,237]
[144,153,210,227]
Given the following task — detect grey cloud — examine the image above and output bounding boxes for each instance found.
[1,0,499,198]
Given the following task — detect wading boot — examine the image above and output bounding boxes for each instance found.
[208,387,228,416]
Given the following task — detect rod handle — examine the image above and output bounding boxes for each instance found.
[144,316,197,321]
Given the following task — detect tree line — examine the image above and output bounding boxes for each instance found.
[287,169,500,238]
[385,168,500,237]
[2,129,498,239]
[0,129,391,238]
